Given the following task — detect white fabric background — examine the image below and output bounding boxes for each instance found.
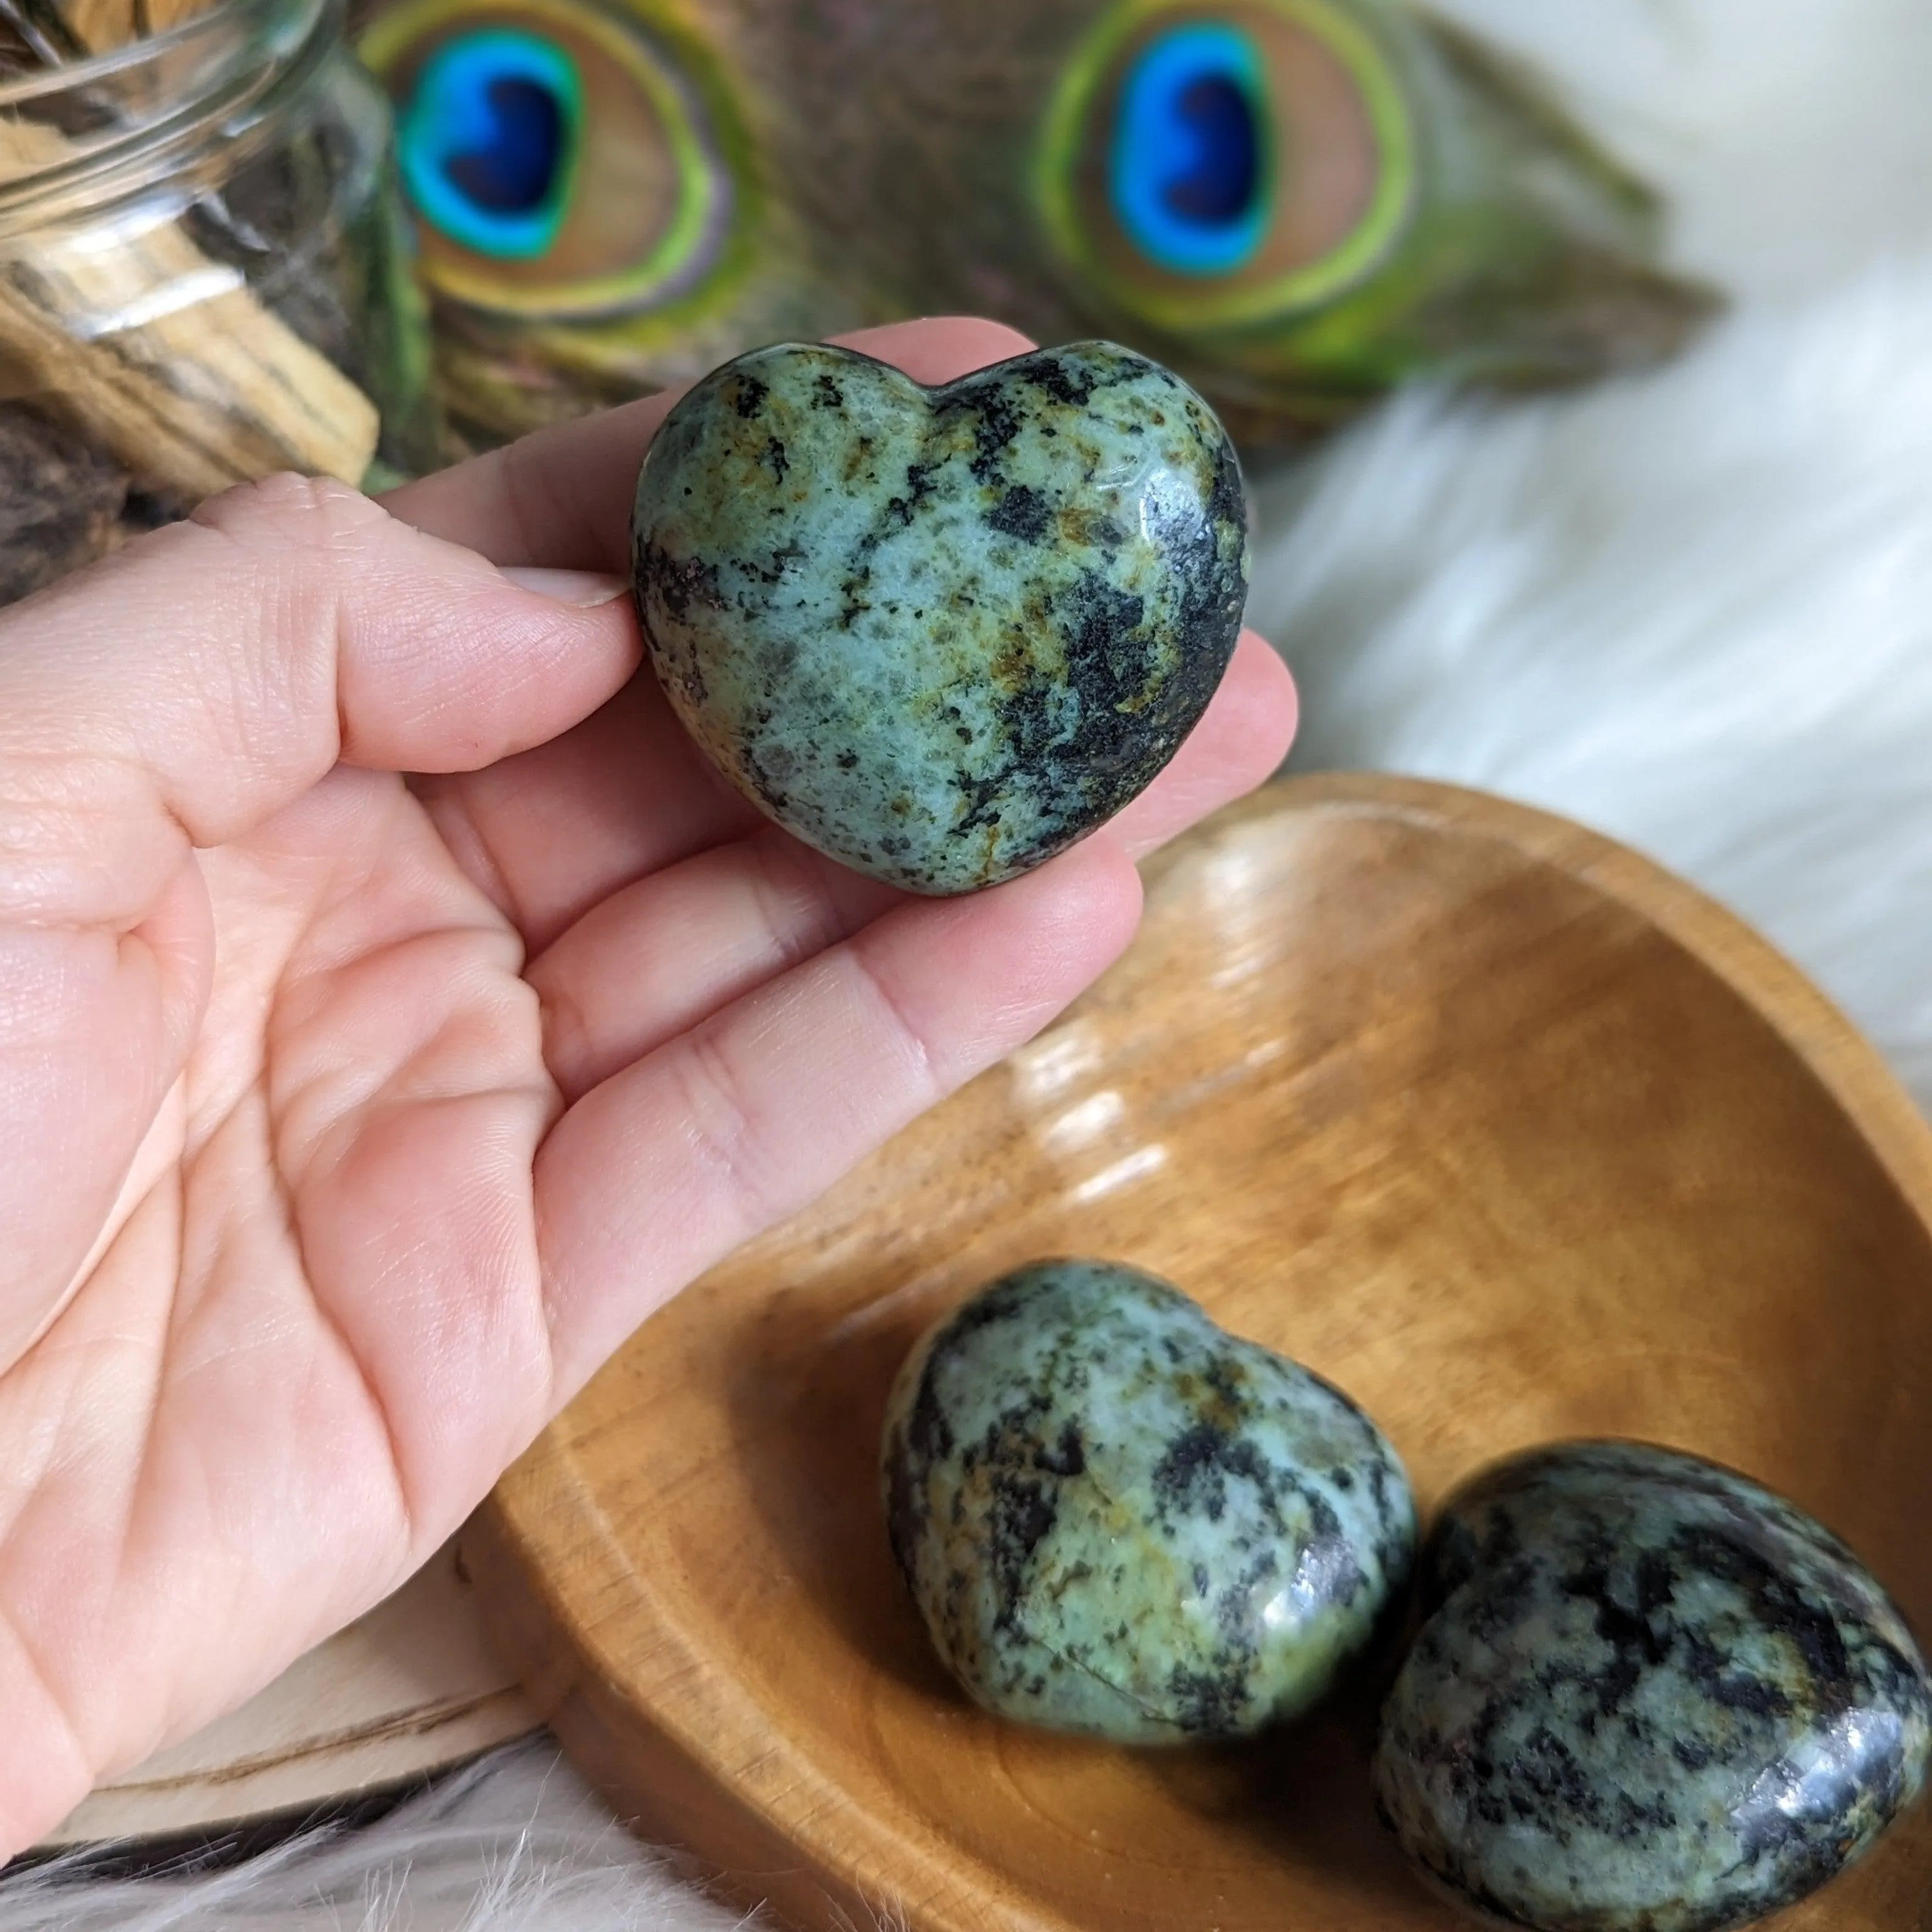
[7,1,1929,1921]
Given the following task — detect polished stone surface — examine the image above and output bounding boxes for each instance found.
[631,339,1248,894]
[1374,1441,1932,1931]
[880,1259,1414,1741]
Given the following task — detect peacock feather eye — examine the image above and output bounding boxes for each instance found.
[1109,22,1270,277]
[1041,0,1416,333]
[399,30,582,260]
[361,0,745,321]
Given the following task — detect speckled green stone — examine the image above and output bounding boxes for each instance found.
[880,1260,1416,1742]
[631,340,1248,894]
[1374,1442,1932,1932]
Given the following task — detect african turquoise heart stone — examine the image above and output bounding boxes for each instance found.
[880,1261,1417,1741]
[630,340,1248,894]
[1374,1443,1932,1931]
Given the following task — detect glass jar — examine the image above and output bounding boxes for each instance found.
[0,0,441,604]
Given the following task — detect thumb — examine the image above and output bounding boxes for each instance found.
[0,472,638,928]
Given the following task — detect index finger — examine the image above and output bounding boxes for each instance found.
[380,318,1038,569]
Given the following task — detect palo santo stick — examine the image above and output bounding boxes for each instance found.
[0,116,380,497]
[62,0,217,56]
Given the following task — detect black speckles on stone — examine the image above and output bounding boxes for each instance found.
[1063,572,1150,679]
[731,538,806,587]
[984,1467,1058,1633]
[1026,353,1101,409]
[1680,1627,1796,1719]
[879,1259,1415,1743]
[1035,1421,1085,1478]
[836,568,870,632]
[1206,426,1248,540]
[631,339,1247,895]
[1170,1663,1251,1738]
[633,540,725,628]
[1514,1724,1613,1835]
[985,484,1051,545]
[949,767,1009,839]
[957,381,1026,485]
[881,457,942,535]
[1151,1423,1283,1531]
[1374,1440,1932,1932]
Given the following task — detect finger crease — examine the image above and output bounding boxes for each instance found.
[0,1597,94,1824]
[268,1154,419,1558]
[845,940,941,1108]
[748,838,844,975]
[676,1024,786,1238]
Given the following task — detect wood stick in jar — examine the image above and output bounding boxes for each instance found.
[0,115,381,499]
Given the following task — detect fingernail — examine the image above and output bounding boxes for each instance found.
[499,566,630,608]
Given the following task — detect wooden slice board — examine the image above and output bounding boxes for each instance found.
[40,1539,538,1848]
[462,773,1932,1929]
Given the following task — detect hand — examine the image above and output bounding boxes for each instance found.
[0,319,1295,1848]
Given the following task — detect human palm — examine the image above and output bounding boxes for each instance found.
[0,320,1294,1850]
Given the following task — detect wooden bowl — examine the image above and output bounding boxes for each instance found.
[464,772,1932,1931]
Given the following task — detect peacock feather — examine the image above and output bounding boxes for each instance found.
[355,0,1719,451]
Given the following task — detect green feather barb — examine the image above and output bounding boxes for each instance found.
[358,0,1719,450]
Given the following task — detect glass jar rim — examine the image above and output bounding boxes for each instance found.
[0,0,337,234]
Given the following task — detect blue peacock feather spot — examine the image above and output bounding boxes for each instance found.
[399,29,584,260]
[1109,22,1270,276]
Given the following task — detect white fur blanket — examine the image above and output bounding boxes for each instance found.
[8,0,1930,1922]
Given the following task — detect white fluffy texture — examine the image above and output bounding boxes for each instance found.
[1431,0,1932,299]
[1256,268,1932,1110]
[1246,0,1932,1114]
[0,1744,749,1932]
[6,0,1930,1924]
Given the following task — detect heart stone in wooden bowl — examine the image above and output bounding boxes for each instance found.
[465,772,1932,1932]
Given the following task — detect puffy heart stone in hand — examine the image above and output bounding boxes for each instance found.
[630,340,1248,894]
